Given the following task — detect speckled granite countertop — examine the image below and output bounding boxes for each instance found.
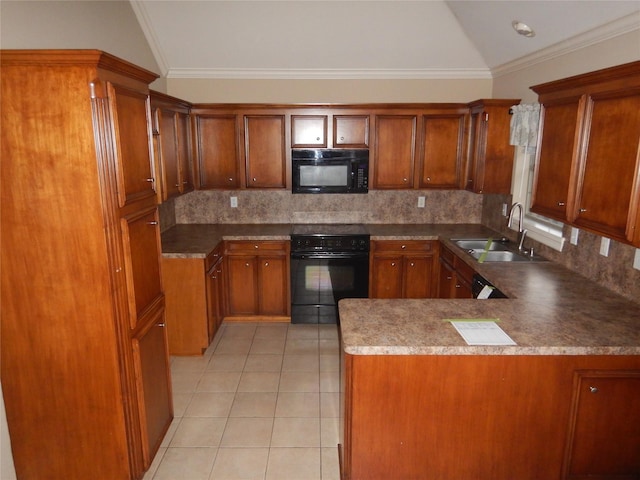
[161,223,640,355]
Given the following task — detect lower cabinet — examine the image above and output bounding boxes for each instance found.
[369,240,437,298]
[161,246,224,355]
[131,306,173,466]
[438,243,474,298]
[563,370,640,479]
[340,353,640,480]
[224,240,290,320]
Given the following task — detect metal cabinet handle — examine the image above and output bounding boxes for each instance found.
[147,221,158,225]
[589,386,599,394]
[557,201,565,206]
[252,177,257,182]
[340,136,345,141]
[403,178,408,183]
[245,262,250,267]
[579,208,587,213]
[446,276,452,280]
[455,284,461,288]
[254,245,259,249]
[145,178,155,183]
[316,137,321,141]
[228,177,234,182]
[264,261,269,267]
[409,262,415,267]
[391,262,396,267]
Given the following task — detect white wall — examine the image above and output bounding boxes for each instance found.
[0,0,164,90]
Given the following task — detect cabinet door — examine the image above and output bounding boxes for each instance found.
[370,255,404,298]
[258,255,289,315]
[155,109,180,200]
[194,114,240,189]
[108,83,155,206]
[438,258,455,298]
[244,115,287,188]
[563,371,640,479]
[176,111,194,194]
[419,114,466,189]
[403,255,433,298]
[531,96,583,222]
[334,115,369,148]
[131,310,173,468]
[121,207,163,329]
[373,115,417,189]
[206,258,224,342]
[291,115,327,147]
[226,255,258,315]
[573,90,640,242]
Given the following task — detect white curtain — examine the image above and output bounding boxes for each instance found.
[509,103,540,147]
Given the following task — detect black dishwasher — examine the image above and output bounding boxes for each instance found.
[472,273,508,299]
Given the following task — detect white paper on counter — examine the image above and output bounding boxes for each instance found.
[447,320,517,346]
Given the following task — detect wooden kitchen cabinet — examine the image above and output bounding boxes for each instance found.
[418,110,468,188]
[291,115,328,147]
[373,114,418,189]
[438,243,474,298]
[224,241,290,320]
[531,61,640,245]
[243,114,287,188]
[369,240,437,298]
[562,370,640,479]
[192,112,241,189]
[530,95,583,222]
[162,245,224,355]
[334,115,369,147]
[150,91,193,201]
[1,50,172,479]
[466,99,520,194]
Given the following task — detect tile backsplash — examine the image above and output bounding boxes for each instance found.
[482,194,640,304]
[173,189,483,225]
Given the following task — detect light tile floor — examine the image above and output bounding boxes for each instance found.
[143,322,341,480]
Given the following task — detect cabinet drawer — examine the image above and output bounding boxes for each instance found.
[372,240,433,253]
[205,245,222,270]
[454,257,475,284]
[224,240,289,255]
[439,244,455,265]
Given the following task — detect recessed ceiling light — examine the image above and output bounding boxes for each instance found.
[512,20,535,38]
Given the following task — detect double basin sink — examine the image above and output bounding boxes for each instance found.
[451,237,547,263]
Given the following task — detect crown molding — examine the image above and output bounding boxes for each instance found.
[129,0,170,77]
[165,67,493,80]
[492,11,640,78]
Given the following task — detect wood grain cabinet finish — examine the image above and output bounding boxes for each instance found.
[150,91,193,201]
[244,114,287,188]
[192,112,241,188]
[340,354,640,480]
[437,243,474,298]
[224,241,290,320]
[291,113,369,148]
[531,61,640,246]
[291,115,328,147]
[466,99,520,194]
[562,370,640,479]
[418,110,468,189]
[373,114,418,189]
[1,50,172,480]
[161,246,224,355]
[369,240,437,298]
[334,115,369,147]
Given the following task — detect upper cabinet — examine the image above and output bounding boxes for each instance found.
[531,61,640,246]
[291,115,327,147]
[373,113,417,189]
[244,114,287,188]
[417,108,468,189]
[150,91,193,201]
[291,113,369,148]
[466,99,520,194]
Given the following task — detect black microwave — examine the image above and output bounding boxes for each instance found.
[292,149,369,194]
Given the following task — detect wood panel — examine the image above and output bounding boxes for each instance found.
[193,114,240,188]
[244,114,287,188]
[373,115,417,189]
[418,113,466,188]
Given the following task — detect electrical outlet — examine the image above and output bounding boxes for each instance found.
[599,237,610,257]
[570,227,579,245]
[418,196,425,208]
[502,203,508,216]
[230,196,238,208]
[634,249,640,270]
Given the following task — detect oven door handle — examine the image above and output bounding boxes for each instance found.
[291,252,369,260]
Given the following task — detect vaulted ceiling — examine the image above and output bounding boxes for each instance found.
[130,0,640,79]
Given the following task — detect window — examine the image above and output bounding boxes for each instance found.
[511,145,566,251]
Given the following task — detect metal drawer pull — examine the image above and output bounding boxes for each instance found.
[148,221,158,225]
[589,386,598,394]
[145,178,154,183]
[557,202,565,206]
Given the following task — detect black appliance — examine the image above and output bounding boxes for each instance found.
[472,273,508,299]
[292,149,368,194]
[290,225,370,324]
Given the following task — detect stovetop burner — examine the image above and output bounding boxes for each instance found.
[291,223,368,236]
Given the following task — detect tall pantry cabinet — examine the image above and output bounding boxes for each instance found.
[1,50,173,479]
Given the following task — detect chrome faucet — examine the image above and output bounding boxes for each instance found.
[508,202,528,252]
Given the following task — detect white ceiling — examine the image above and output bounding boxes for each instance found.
[131,0,640,79]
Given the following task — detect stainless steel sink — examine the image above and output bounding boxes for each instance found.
[451,237,547,263]
[452,238,510,251]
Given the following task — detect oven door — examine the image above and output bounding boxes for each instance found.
[290,252,369,324]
